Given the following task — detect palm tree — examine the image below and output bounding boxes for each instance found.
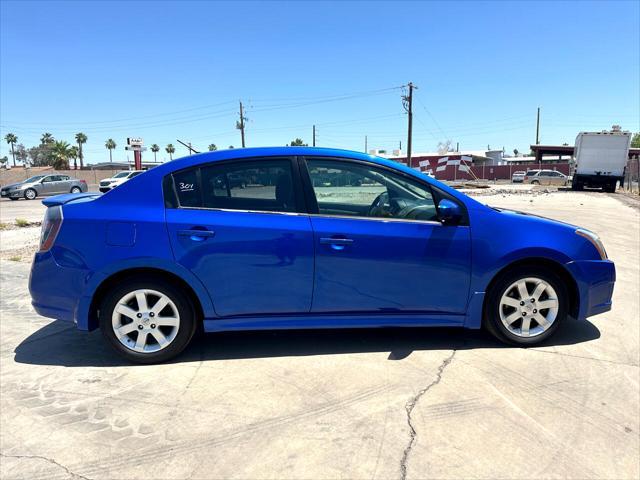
[75,132,87,169]
[150,144,160,162]
[69,146,79,169]
[208,144,217,151]
[4,133,17,167]
[105,138,116,163]
[165,144,175,160]
[51,141,72,169]
[40,132,54,145]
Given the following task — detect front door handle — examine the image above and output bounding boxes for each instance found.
[178,229,215,242]
[320,236,354,251]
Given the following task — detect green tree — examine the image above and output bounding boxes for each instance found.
[513,148,519,157]
[40,132,54,145]
[150,144,160,162]
[228,145,234,149]
[289,138,307,146]
[105,138,117,163]
[631,132,640,148]
[4,133,17,167]
[75,132,87,169]
[51,141,72,169]
[69,146,79,169]
[208,143,217,151]
[165,143,175,160]
[14,144,28,167]
[0,156,8,167]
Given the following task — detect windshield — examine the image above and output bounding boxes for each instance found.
[24,175,45,183]
[113,171,131,178]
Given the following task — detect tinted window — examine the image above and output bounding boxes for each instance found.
[42,176,55,182]
[130,171,144,178]
[171,159,297,213]
[306,159,437,221]
[200,159,296,212]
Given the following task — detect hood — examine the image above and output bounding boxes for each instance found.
[494,206,579,230]
[1,182,24,190]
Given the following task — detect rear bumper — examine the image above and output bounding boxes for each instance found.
[29,250,93,330]
[565,259,615,320]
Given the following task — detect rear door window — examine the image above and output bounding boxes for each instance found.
[200,159,297,212]
[170,158,299,213]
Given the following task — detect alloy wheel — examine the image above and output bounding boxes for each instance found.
[498,277,559,338]
[111,289,180,353]
[25,189,36,200]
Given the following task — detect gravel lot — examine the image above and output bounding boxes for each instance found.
[0,189,638,480]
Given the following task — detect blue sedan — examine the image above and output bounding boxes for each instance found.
[29,147,615,363]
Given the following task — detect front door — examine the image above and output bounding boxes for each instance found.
[165,157,314,317]
[303,157,472,314]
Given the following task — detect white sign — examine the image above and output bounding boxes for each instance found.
[127,137,144,146]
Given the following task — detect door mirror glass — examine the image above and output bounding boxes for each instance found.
[438,199,463,225]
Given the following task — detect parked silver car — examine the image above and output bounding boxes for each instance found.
[0,174,88,200]
[524,169,568,186]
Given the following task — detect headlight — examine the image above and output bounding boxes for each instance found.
[575,229,607,260]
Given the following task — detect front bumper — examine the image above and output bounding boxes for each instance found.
[565,259,615,320]
[2,189,25,198]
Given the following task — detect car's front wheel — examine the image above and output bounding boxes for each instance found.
[70,186,82,194]
[24,188,37,200]
[99,276,197,363]
[484,266,568,346]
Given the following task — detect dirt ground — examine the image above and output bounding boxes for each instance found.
[0,189,638,480]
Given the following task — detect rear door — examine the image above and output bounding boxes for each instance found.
[301,157,471,314]
[165,157,314,317]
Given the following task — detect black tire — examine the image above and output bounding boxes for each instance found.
[70,186,82,194]
[484,265,569,346]
[531,180,540,185]
[99,275,198,364]
[604,182,616,193]
[24,188,37,200]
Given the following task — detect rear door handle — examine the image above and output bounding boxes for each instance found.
[178,229,215,241]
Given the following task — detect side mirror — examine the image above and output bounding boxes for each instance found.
[438,199,463,225]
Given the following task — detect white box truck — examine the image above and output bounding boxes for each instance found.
[572,128,631,192]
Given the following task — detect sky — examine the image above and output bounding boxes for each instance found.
[1,0,638,164]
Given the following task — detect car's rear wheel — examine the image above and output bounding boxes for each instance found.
[99,276,197,363]
[484,266,568,346]
[70,186,82,193]
[531,180,540,185]
[24,188,37,200]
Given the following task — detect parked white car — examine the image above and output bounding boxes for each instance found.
[99,170,144,193]
[511,171,526,183]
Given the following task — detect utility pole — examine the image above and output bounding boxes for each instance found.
[535,107,541,145]
[313,125,316,147]
[456,142,459,152]
[365,135,368,153]
[399,140,402,151]
[237,101,247,148]
[402,82,417,168]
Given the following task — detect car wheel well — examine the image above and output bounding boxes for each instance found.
[482,258,579,321]
[89,267,204,331]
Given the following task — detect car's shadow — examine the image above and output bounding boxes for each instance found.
[13,318,601,367]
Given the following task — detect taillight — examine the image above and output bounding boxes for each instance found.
[80,180,87,184]
[39,206,63,252]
